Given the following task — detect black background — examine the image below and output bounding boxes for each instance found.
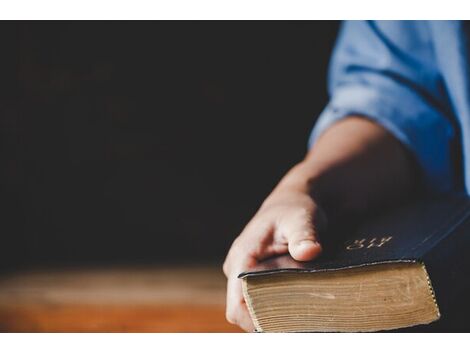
[0,21,339,271]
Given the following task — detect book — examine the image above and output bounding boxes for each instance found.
[239,195,470,332]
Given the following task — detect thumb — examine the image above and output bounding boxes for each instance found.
[288,230,322,261]
[284,213,324,262]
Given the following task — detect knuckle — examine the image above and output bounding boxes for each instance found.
[287,228,316,244]
[302,228,316,239]
[295,207,314,222]
[222,259,230,276]
[280,208,310,229]
[231,235,244,247]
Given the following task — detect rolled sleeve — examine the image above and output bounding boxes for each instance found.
[309,21,456,193]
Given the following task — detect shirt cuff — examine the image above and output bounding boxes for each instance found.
[308,84,455,193]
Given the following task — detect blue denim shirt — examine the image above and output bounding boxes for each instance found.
[309,21,470,194]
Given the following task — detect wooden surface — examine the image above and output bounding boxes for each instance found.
[0,266,242,332]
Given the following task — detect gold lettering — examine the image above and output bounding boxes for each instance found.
[346,239,366,250]
[367,236,393,248]
[346,236,393,250]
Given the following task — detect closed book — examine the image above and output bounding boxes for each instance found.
[239,195,470,332]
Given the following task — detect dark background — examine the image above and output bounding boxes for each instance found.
[0,21,339,271]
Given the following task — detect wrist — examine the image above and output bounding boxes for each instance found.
[275,161,324,199]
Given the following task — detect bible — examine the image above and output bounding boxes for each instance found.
[239,195,470,332]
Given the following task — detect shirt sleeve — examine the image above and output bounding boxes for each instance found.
[309,21,457,193]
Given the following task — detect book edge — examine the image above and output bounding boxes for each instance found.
[242,261,441,332]
[420,262,441,322]
[241,277,262,332]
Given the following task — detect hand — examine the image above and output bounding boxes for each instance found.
[223,183,326,331]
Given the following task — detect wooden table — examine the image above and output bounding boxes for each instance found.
[0,266,242,332]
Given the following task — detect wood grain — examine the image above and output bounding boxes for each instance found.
[0,266,242,332]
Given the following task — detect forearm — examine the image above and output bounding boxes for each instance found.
[275,116,418,219]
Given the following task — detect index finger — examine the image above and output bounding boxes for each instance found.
[226,271,255,332]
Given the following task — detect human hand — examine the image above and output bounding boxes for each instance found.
[223,182,326,331]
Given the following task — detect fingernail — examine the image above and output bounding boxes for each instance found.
[298,239,318,247]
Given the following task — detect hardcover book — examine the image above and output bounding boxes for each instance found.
[239,195,470,332]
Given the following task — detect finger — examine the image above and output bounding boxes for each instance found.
[223,222,278,331]
[288,234,322,261]
[282,213,323,261]
[226,273,255,332]
[224,223,279,279]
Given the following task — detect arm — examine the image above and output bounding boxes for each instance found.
[223,116,417,331]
